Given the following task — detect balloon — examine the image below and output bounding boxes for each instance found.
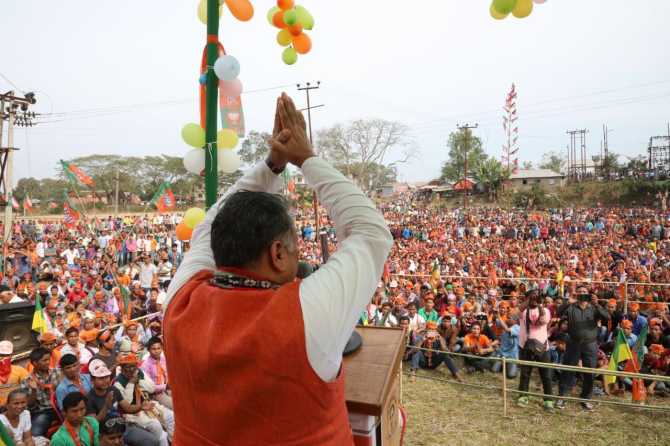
[220,78,243,97]
[493,0,517,15]
[288,23,303,36]
[490,3,509,19]
[176,223,193,241]
[184,207,206,229]
[272,10,287,28]
[217,129,239,149]
[199,73,207,85]
[533,0,547,3]
[219,149,241,173]
[277,0,294,11]
[292,33,312,55]
[225,0,254,22]
[282,47,298,65]
[512,0,533,18]
[198,0,223,25]
[277,29,292,47]
[214,55,240,81]
[295,6,314,30]
[183,149,205,175]
[283,9,298,26]
[181,123,205,148]
[267,6,280,24]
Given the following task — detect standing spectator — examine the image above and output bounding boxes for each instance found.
[517,291,553,411]
[557,287,610,411]
[491,312,519,379]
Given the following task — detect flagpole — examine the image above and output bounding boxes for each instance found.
[204,0,220,209]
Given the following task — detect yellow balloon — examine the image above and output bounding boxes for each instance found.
[277,29,292,47]
[512,0,533,18]
[184,207,206,229]
[197,0,223,25]
[217,129,239,149]
[490,2,508,20]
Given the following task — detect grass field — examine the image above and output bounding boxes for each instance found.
[402,366,669,446]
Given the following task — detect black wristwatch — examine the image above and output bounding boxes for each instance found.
[265,156,286,175]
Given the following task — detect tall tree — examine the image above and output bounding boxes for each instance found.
[474,158,509,202]
[238,131,272,166]
[540,151,566,174]
[440,128,487,182]
[316,119,414,191]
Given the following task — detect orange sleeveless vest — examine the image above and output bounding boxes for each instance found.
[164,270,354,446]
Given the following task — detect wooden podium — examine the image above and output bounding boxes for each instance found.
[343,326,405,446]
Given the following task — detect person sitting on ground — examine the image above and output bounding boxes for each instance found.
[90,330,117,376]
[0,340,29,407]
[375,301,398,328]
[20,347,61,438]
[139,337,172,410]
[55,354,92,411]
[0,388,48,446]
[418,294,439,323]
[113,354,172,446]
[462,322,498,372]
[86,359,159,446]
[409,321,463,382]
[60,327,94,372]
[50,391,99,446]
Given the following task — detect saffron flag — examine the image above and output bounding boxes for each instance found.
[150,182,176,213]
[23,196,33,211]
[604,329,633,386]
[63,199,81,228]
[11,196,19,210]
[32,295,49,334]
[60,159,94,187]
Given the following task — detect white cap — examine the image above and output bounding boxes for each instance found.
[0,340,13,355]
[390,280,398,289]
[88,359,112,378]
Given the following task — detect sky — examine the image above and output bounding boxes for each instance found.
[1,0,669,184]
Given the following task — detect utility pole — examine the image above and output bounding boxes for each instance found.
[0,91,37,251]
[296,82,326,260]
[114,169,120,215]
[456,123,478,210]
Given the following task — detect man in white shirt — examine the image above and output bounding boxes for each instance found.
[163,93,392,445]
[60,244,80,266]
[139,256,158,291]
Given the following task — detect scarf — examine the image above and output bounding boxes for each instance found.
[0,357,11,384]
[154,358,167,386]
[64,419,94,446]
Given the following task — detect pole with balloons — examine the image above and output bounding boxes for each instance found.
[175,0,316,243]
[490,0,547,20]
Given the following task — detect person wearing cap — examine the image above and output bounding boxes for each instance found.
[618,319,638,348]
[113,353,172,446]
[0,340,29,407]
[55,354,93,410]
[557,286,609,411]
[626,303,648,337]
[646,318,670,349]
[163,94,392,445]
[86,359,160,446]
[21,347,61,437]
[408,320,463,382]
[50,391,99,446]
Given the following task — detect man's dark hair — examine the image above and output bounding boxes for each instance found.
[29,347,50,364]
[211,191,294,268]
[62,391,86,411]
[65,326,79,336]
[398,315,410,323]
[146,336,162,349]
[60,353,78,368]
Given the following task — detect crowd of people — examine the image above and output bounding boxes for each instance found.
[1,198,670,443]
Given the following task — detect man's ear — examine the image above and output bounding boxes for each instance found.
[269,240,285,272]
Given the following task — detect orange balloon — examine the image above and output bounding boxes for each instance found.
[292,33,312,55]
[176,223,193,241]
[272,10,287,28]
[288,23,303,36]
[226,0,254,21]
[277,0,294,11]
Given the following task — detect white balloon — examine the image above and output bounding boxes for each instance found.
[184,149,205,175]
[218,149,241,173]
[214,55,240,81]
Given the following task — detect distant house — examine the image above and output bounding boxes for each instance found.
[508,169,565,191]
